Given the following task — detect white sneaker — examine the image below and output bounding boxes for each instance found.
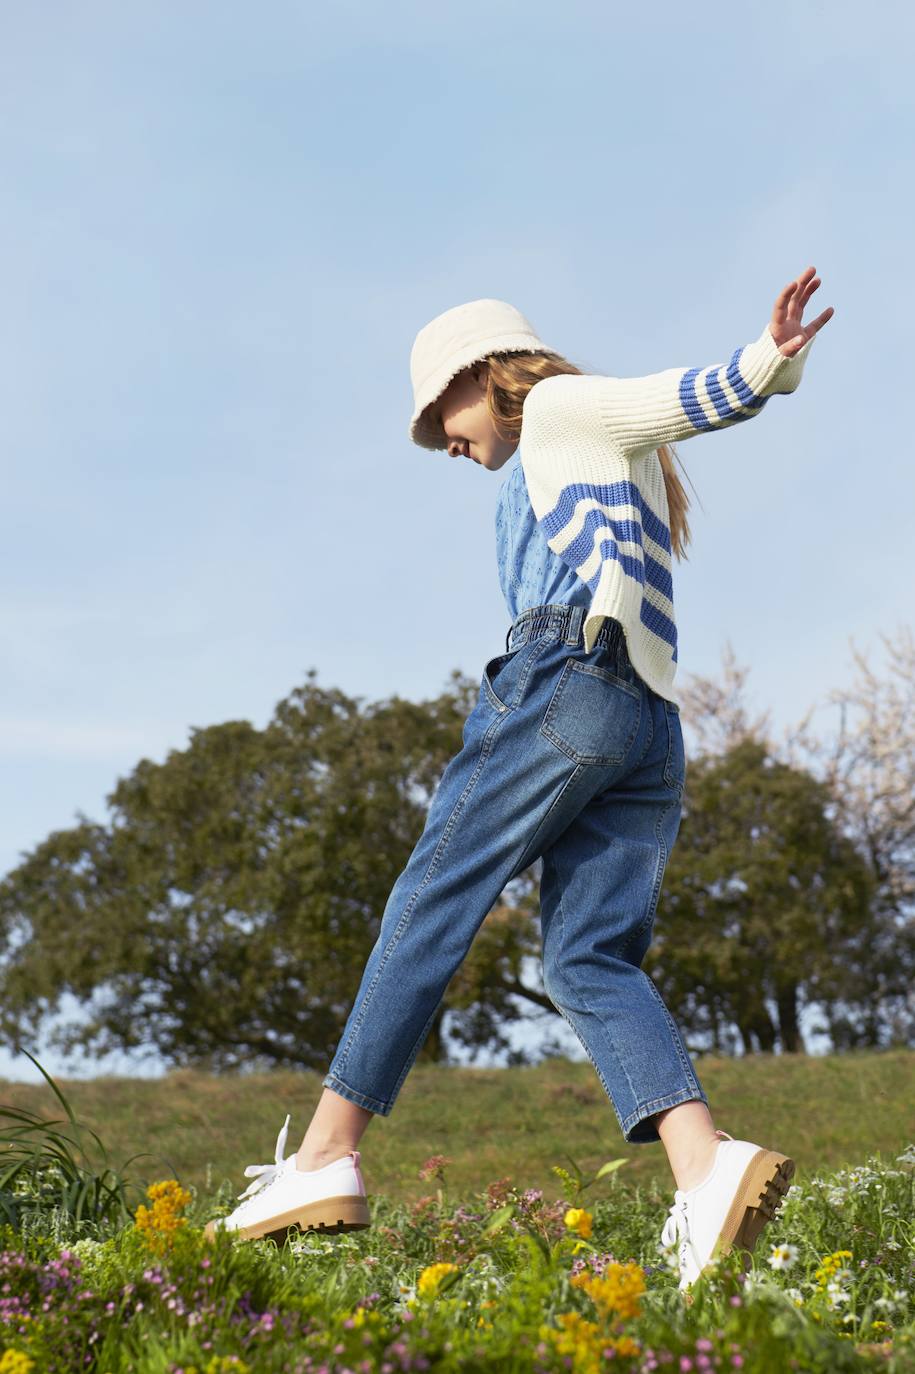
[660,1129,795,1292]
[204,1114,371,1243]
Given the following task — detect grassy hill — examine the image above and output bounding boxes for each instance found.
[2,1047,913,1204]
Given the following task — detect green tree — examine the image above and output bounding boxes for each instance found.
[0,669,500,1071]
[650,735,881,1055]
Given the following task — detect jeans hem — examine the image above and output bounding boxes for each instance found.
[621,1087,709,1145]
[322,1073,392,1117]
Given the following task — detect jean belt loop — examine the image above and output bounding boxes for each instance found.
[504,623,512,653]
[565,605,583,646]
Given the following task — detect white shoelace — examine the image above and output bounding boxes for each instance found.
[659,1131,733,1272]
[661,1191,691,1266]
[236,1113,292,1202]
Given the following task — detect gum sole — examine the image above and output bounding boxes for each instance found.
[204,1194,372,1244]
[710,1150,796,1269]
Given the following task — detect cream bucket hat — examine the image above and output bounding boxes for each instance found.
[408,298,558,450]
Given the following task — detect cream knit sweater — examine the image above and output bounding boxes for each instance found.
[518,323,816,706]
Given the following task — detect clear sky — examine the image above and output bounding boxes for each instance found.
[1,3,911,1082]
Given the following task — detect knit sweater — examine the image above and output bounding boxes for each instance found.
[518,322,816,706]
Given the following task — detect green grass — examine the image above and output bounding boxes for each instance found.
[1,1046,913,1202]
[1,1048,914,1371]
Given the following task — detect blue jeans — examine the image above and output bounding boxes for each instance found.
[323,602,709,1145]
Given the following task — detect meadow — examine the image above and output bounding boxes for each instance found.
[0,1047,913,1372]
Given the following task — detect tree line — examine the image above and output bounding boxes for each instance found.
[2,628,913,1072]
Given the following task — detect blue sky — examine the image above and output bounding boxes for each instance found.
[1,3,911,1082]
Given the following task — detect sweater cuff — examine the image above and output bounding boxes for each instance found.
[748,323,815,396]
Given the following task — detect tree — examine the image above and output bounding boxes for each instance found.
[0,668,502,1071]
[783,624,915,1047]
[651,733,877,1054]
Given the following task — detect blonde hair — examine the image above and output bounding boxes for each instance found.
[477,349,694,562]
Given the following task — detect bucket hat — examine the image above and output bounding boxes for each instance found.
[408,298,558,450]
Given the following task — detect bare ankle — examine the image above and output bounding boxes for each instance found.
[296,1140,355,1169]
[675,1134,721,1192]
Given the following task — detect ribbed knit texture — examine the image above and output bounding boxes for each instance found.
[518,323,815,705]
[495,454,591,622]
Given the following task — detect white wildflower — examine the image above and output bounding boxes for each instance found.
[825,1281,850,1308]
[767,1243,799,1271]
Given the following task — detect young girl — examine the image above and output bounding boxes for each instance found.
[207,268,833,1293]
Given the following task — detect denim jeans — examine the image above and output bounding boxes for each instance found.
[323,602,709,1145]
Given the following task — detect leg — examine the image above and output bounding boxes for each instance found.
[314,620,613,1121]
[653,1100,722,1193]
[296,1089,374,1171]
[538,684,714,1183]
[307,607,657,1135]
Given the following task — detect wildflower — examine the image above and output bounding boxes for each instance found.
[813,1249,853,1287]
[825,1281,850,1308]
[0,1353,34,1374]
[417,1262,459,1298]
[564,1207,593,1239]
[767,1243,798,1270]
[134,1179,193,1255]
[418,1155,452,1182]
[571,1260,646,1322]
[539,1311,640,1374]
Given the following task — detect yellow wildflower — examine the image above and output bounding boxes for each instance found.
[134,1178,193,1255]
[0,1353,35,1374]
[814,1249,853,1287]
[563,1207,593,1239]
[571,1261,646,1322]
[539,1310,638,1374]
[417,1261,459,1298]
[539,1311,603,1374]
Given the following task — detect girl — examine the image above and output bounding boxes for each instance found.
[207,268,833,1293]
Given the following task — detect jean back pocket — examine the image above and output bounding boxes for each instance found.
[539,659,642,766]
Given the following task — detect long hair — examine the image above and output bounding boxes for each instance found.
[479,349,694,562]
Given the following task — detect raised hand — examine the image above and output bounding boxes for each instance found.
[770,266,834,357]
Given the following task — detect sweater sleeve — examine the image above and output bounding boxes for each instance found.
[591,323,815,460]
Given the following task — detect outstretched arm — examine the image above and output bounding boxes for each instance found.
[588,266,834,460]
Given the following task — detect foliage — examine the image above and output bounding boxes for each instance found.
[0,1135,911,1371]
[0,1050,162,1237]
[0,672,480,1072]
[0,660,912,1070]
[654,736,880,1054]
[0,1056,911,1371]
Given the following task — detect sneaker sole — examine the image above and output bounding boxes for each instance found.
[204,1193,372,1243]
[709,1149,796,1271]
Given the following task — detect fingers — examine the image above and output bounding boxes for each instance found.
[774,266,817,323]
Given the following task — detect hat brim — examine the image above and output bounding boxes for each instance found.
[409,337,554,450]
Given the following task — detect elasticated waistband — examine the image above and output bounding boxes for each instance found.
[507,603,628,659]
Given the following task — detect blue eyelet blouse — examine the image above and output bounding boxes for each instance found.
[494,450,591,626]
